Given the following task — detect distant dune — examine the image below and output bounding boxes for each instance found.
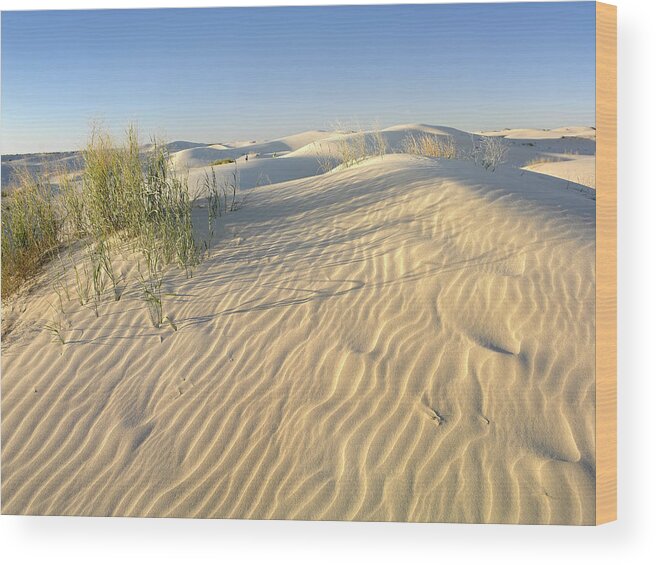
[1,125,595,523]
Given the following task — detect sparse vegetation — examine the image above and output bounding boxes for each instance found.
[44,316,66,347]
[337,132,369,168]
[315,143,338,174]
[201,167,223,255]
[401,133,458,159]
[370,127,388,158]
[1,171,62,298]
[523,155,562,167]
[138,243,164,329]
[2,124,242,337]
[316,128,388,173]
[473,136,508,171]
[208,158,235,166]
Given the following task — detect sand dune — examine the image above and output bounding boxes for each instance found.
[177,124,596,193]
[170,130,333,169]
[479,126,596,140]
[1,124,595,193]
[1,145,595,523]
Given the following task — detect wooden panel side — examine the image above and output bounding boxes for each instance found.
[595,1,617,526]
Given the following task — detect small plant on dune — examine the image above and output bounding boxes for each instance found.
[201,166,222,255]
[401,133,458,159]
[337,132,369,168]
[44,309,66,348]
[140,279,163,329]
[224,163,241,212]
[50,256,71,315]
[208,158,235,166]
[50,282,67,315]
[70,254,91,306]
[86,238,121,310]
[87,246,105,318]
[137,245,177,332]
[316,143,338,174]
[370,128,388,159]
[137,243,164,329]
[474,136,508,171]
[256,172,271,188]
[162,315,178,332]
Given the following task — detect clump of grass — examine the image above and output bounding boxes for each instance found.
[44,320,66,347]
[201,167,223,255]
[401,133,458,159]
[82,127,132,237]
[1,170,62,298]
[70,253,91,306]
[139,141,200,277]
[208,158,235,166]
[337,132,369,168]
[50,253,71,314]
[316,125,388,173]
[140,276,163,328]
[370,128,388,159]
[57,170,86,242]
[137,243,164,328]
[225,165,240,212]
[316,143,338,174]
[44,308,66,348]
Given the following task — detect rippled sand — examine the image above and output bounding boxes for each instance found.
[1,151,595,523]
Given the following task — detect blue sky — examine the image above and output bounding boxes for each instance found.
[1,3,596,154]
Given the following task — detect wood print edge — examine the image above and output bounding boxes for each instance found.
[595,1,617,525]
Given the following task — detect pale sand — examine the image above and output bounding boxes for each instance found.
[1,127,595,523]
[523,155,596,189]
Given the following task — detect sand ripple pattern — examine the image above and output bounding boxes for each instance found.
[1,155,595,523]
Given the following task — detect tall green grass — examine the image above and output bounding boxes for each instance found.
[1,125,221,322]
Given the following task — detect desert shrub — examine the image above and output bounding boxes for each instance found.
[474,136,508,171]
[208,158,235,166]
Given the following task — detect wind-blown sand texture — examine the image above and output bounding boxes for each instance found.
[1,125,596,524]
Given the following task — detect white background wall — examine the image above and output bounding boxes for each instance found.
[0,0,654,563]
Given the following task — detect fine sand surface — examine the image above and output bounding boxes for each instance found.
[523,155,596,189]
[480,126,596,189]
[1,126,595,523]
